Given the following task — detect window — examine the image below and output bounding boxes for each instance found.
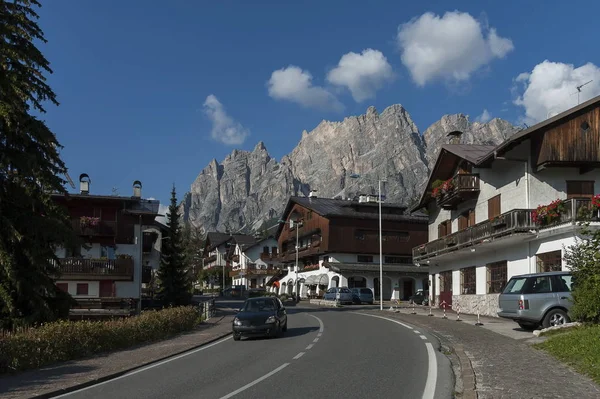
[461,267,476,295]
[555,275,573,292]
[76,283,89,295]
[385,256,413,264]
[487,261,507,293]
[536,250,562,273]
[523,276,553,294]
[271,246,278,255]
[263,246,269,254]
[57,283,69,293]
[566,181,595,200]
[440,271,452,293]
[488,194,501,219]
[458,209,475,230]
[357,255,373,263]
[101,246,115,259]
[322,256,329,262]
[502,277,527,294]
[437,220,451,238]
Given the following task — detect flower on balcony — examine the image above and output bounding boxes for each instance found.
[80,216,100,228]
[532,199,565,226]
[116,254,132,259]
[441,178,454,193]
[592,194,600,210]
[431,179,444,198]
[431,186,441,198]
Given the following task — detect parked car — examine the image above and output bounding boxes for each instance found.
[232,296,287,341]
[498,271,573,330]
[351,288,374,304]
[323,287,353,304]
[409,290,429,305]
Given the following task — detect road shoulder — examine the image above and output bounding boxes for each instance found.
[0,314,233,399]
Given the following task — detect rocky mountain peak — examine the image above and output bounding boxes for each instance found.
[181,104,517,233]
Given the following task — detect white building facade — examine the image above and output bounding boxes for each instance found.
[412,97,600,316]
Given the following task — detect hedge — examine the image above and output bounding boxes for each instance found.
[0,306,200,374]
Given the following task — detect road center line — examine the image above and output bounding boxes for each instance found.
[313,337,319,343]
[293,352,305,360]
[414,330,421,334]
[420,335,427,340]
[307,313,325,332]
[52,336,232,398]
[348,312,437,399]
[219,363,290,399]
[306,344,314,350]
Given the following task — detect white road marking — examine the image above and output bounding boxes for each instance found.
[414,330,421,334]
[218,363,290,399]
[423,343,438,399]
[306,344,314,350]
[313,337,319,343]
[317,333,322,337]
[308,313,325,332]
[420,335,427,340]
[348,311,414,330]
[348,312,438,399]
[293,352,305,360]
[51,336,232,397]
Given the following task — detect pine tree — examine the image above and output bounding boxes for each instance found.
[157,185,192,306]
[0,0,78,329]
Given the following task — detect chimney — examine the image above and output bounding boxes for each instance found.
[308,190,318,198]
[447,130,463,145]
[79,173,90,194]
[133,180,142,198]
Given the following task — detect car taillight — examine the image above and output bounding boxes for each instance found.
[518,300,524,310]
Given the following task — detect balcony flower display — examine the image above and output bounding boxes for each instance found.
[431,179,444,198]
[441,178,454,193]
[80,216,100,228]
[302,264,319,271]
[592,194,600,210]
[532,199,565,226]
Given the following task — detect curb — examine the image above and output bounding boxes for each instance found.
[31,319,232,399]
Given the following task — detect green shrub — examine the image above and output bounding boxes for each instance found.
[0,306,200,374]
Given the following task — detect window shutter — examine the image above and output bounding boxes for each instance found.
[468,209,476,226]
[445,219,452,234]
[458,214,467,230]
[567,181,594,199]
[488,195,501,219]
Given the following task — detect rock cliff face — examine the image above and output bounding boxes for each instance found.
[181,105,518,234]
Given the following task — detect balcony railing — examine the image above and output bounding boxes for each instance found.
[72,219,117,237]
[229,264,278,277]
[435,174,480,210]
[260,252,278,261]
[414,198,599,262]
[56,257,134,280]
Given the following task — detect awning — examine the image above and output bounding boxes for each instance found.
[287,278,293,285]
[273,281,280,288]
[305,275,318,285]
[297,277,306,283]
[316,274,329,286]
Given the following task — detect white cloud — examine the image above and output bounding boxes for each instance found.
[513,60,600,124]
[203,95,249,145]
[267,65,343,111]
[326,49,395,102]
[476,109,492,123]
[397,11,514,86]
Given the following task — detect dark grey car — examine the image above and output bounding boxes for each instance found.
[498,271,573,330]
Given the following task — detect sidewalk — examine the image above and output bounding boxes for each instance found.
[0,310,234,399]
[358,307,600,398]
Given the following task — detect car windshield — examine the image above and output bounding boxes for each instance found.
[340,288,351,293]
[502,277,528,294]
[241,299,276,312]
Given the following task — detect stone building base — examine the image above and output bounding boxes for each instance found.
[452,294,501,317]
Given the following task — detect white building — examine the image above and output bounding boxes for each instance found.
[411,95,600,316]
[52,175,161,309]
[229,236,281,288]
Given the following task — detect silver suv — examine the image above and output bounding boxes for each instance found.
[498,271,573,330]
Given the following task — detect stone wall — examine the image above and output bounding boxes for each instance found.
[452,294,501,317]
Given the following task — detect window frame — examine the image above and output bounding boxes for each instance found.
[487,260,507,294]
[461,266,477,295]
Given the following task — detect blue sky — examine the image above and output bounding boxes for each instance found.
[37,0,600,206]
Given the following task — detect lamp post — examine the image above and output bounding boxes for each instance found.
[349,173,385,310]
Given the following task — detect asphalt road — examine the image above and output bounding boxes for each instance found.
[52,302,453,399]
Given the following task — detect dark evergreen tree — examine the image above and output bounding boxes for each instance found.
[0,0,78,329]
[157,186,192,306]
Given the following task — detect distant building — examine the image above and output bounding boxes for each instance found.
[229,235,282,288]
[271,195,429,300]
[51,174,161,313]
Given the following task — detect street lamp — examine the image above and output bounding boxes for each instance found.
[349,173,385,311]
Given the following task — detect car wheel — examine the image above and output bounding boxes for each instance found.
[542,308,570,329]
[233,332,241,341]
[517,322,538,331]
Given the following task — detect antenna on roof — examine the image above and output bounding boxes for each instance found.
[111,187,120,196]
[64,171,75,189]
[570,80,593,105]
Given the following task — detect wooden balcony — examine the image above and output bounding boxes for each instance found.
[413,199,599,262]
[204,254,217,263]
[72,219,117,237]
[435,174,480,210]
[260,252,277,261]
[56,257,134,281]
